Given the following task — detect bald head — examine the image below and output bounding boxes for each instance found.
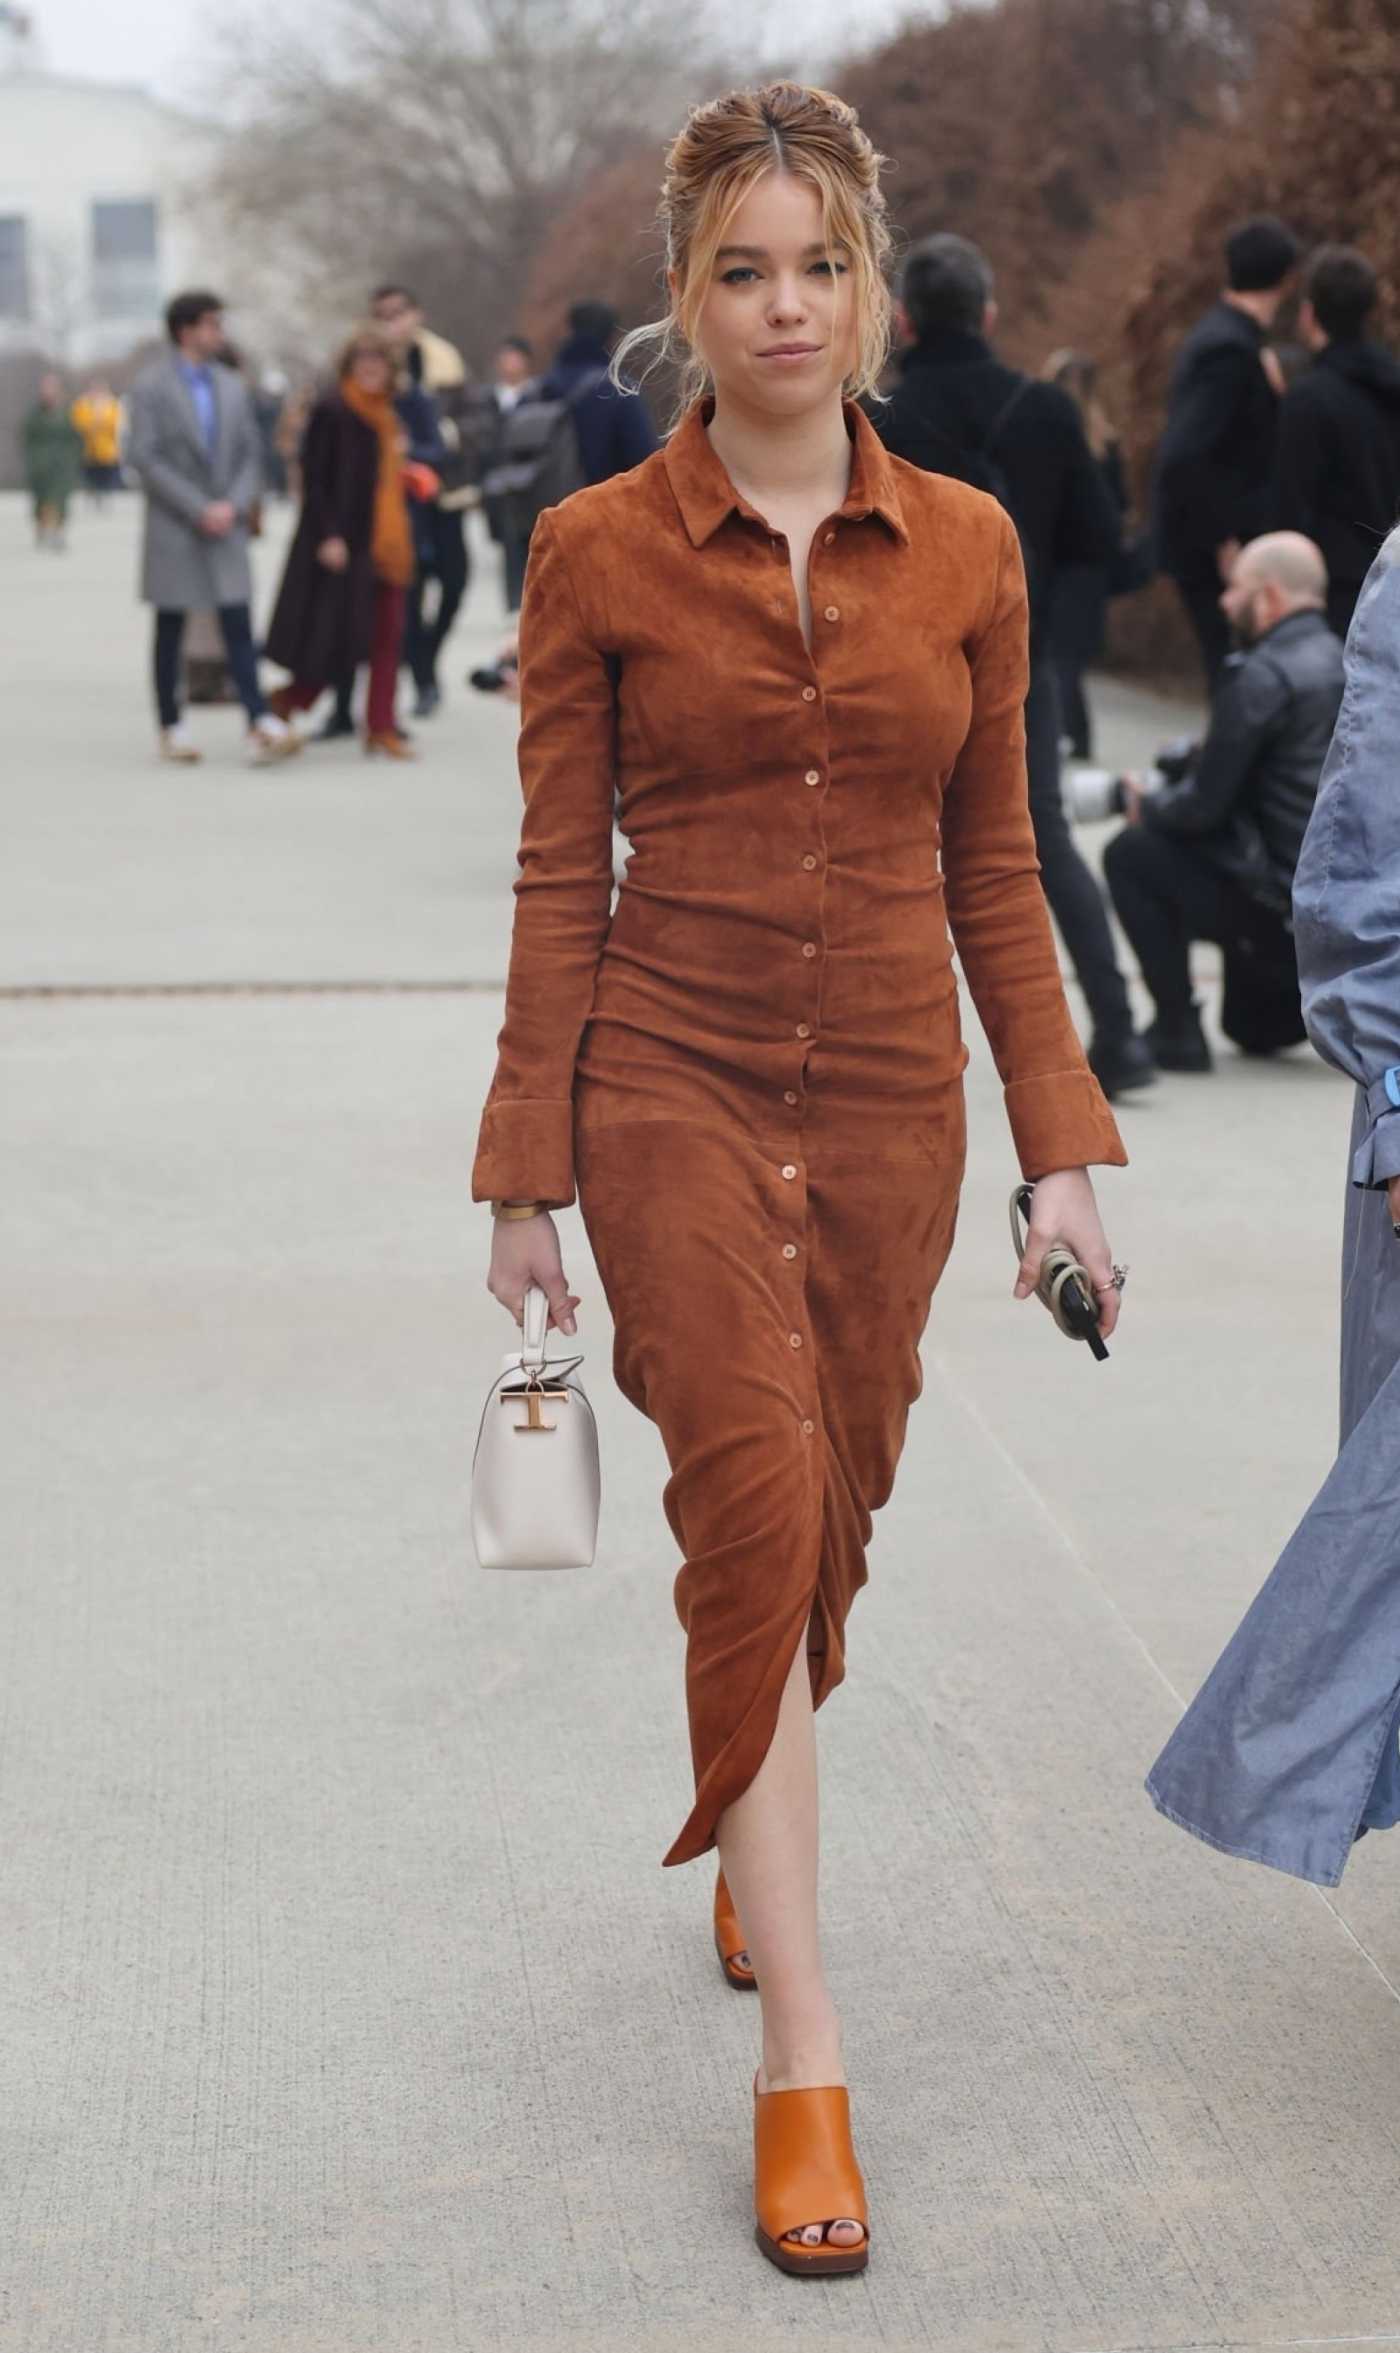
[1237,532,1327,603]
[1221,532,1328,644]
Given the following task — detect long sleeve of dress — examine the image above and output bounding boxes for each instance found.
[470,510,618,1206]
[941,511,1126,1179]
[1293,537,1400,1187]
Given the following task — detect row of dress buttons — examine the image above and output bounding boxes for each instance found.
[773,1141,814,1435]
[760,638,815,1434]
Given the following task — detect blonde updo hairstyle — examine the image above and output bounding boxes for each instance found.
[613,82,893,420]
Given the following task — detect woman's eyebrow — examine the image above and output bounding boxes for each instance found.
[714,242,841,261]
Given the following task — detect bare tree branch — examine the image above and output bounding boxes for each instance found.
[198,0,727,363]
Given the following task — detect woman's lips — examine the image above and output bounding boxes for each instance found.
[756,346,823,365]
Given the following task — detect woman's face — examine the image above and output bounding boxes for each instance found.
[686,170,857,418]
[348,349,392,398]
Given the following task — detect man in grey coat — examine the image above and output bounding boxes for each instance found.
[125,289,296,766]
[1146,533,1400,1884]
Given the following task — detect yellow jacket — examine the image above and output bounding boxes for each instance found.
[71,395,123,467]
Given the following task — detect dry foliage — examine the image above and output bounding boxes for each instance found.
[200,0,1400,681]
[519,0,1263,367]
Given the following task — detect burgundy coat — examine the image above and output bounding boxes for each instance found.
[264,392,379,684]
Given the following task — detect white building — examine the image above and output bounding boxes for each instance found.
[0,9,216,367]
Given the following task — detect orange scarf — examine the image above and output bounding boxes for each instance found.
[340,376,414,588]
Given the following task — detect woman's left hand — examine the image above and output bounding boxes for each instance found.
[1014,1166,1121,1341]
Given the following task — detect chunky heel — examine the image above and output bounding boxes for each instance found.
[714,1866,757,1989]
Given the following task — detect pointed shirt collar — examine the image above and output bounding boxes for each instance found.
[662,396,909,549]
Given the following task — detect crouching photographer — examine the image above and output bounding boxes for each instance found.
[1098,533,1343,1070]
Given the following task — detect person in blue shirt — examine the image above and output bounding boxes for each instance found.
[125,290,298,766]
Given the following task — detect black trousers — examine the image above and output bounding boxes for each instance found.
[1103,821,1299,1043]
[1172,570,1233,694]
[404,508,470,689]
[1054,654,1093,761]
[502,527,530,615]
[154,606,263,729]
[1024,660,1135,1045]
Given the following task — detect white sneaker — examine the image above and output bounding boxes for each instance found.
[159,723,202,765]
[247,713,301,766]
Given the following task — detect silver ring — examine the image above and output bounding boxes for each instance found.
[1095,1264,1129,1295]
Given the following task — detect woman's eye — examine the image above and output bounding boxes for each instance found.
[812,259,849,278]
[720,267,758,286]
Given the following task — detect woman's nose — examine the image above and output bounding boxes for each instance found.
[767,279,809,323]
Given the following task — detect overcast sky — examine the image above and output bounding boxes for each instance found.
[29,0,926,101]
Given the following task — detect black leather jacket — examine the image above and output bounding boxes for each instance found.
[1143,609,1345,914]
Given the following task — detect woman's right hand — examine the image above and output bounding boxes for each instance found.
[487,1211,580,1336]
[317,535,349,572]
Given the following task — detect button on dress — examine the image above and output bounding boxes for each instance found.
[473,399,1126,1867]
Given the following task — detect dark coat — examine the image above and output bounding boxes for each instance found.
[1049,442,1130,671]
[874,331,1121,649]
[264,392,379,685]
[1273,339,1400,605]
[1152,301,1280,582]
[22,403,83,505]
[538,332,659,487]
[1142,607,1344,914]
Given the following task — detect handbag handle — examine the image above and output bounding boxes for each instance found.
[520,1281,551,1373]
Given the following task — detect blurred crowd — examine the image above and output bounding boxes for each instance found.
[15,210,1397,1082]
[868,217,1395,1093]
[19,283,659,765]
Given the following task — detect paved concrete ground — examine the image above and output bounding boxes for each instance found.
[3,491,1398,2353]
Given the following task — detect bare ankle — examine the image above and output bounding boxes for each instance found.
[759,2002,845,2090]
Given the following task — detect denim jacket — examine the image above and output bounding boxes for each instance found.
[1293,531,1400,1186]
[1146,537,1400,1886]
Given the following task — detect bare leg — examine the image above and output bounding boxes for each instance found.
[715,1632,864,2251]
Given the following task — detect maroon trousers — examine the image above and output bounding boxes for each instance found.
[284,580,405,734]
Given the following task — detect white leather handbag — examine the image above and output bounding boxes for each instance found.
[470,1282,602,1569]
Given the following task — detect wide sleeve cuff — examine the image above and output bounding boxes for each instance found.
[1352,1106,1400,1189]
[470,1096,576,1208]
[1004,1068,1128,1182]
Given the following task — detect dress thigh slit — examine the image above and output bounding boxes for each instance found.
[575,1104,965,1867]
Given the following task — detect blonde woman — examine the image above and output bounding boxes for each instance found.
[472,82,1127,2275]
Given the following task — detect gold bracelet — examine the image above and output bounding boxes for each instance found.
[491,1199,547,1220]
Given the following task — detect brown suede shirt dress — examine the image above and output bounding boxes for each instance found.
[472,397,1127,1868]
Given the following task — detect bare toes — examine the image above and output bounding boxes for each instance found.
[828,2219,864,2246]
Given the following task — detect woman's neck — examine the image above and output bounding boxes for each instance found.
[705,390,852,510]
